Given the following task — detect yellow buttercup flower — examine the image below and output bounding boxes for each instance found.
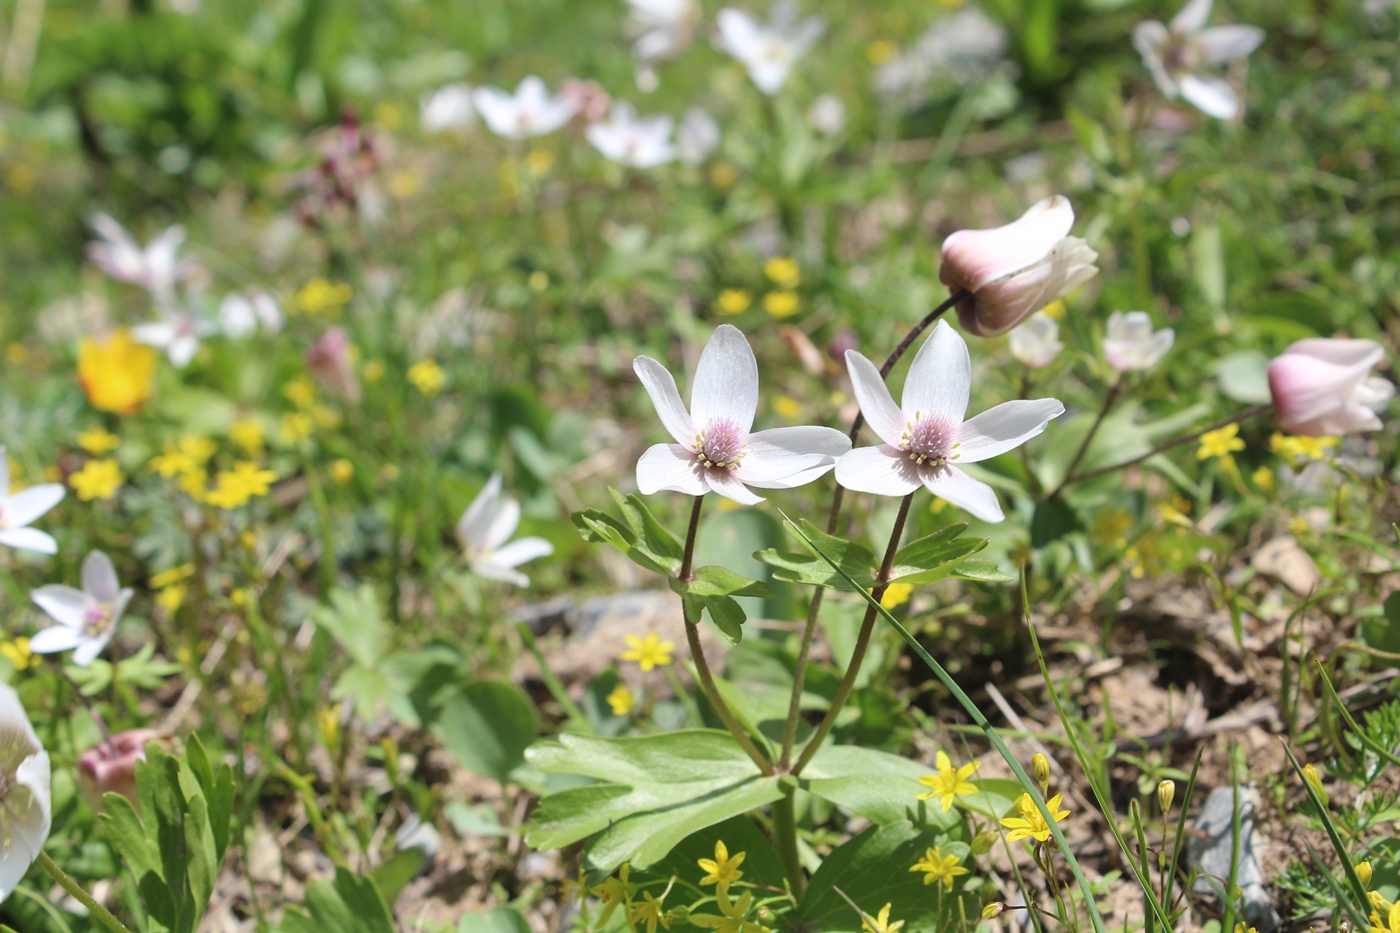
[76,427,120,454]
[78,330,158,415]
[229,417,266,456]
[328,459,355,484]
[880,582,914,610]
[621,633,674,672]
[1358,860,1373,889]
[860,903,904,933]
[1198,423,1245,460]
[1270,432,1337,464]
[1000,792,1071,843]
[866,40,898,65]
[763,257,801,289]
[284,376,317,409]
[155,583,187,614]
[773,396,801,419]
[71,458,125,501]
[716,289,752,316]
[206,462,278,510]
[292,278,353,316]
[690,886,767,933]
[281,412,315,443]
[0,637,38,671]
[179,435,217,464]
[408,360,446,397]
[762,291,800,319]
[916,751,981,812]
[606,683,636,716]
[698,840,746,888]
[149,444,197,478]
[909,846,968,888]
[632,892,671,933]
[150,564,195,589]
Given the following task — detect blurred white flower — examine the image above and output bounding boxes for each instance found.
[1268,338,1395,436]
[627,0,700,91]
[457,475,554,587]
[586,102,678,168]
[421,83,476,134]
[807,94,846,135]
[836,321,1064,522]
[132,302,220,369]
[0,448,64,555]
[1009,312,1063,369]
[30,550,132,667]
[86,214,197,306]
[677,107,720,166]
[471,77,579,140]
[874,8,1006,105]
[0,683,50,902]
[1102,311,1175,372]
[219,289,282,338]
[1132,0,1264,120]
[633,324,850,505]
[716,0,825,96]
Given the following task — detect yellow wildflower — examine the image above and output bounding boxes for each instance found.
[909,846,968,888]
[317,705,341,751]
[1252,465,1274,494]
[1303,763,1328,807]
[1198,423,1245,460]
[691,887,767,933]
[292,278,353,316]
[880,582,914,610]
[179,435,216,464]
[762,291,800,318]
[866,40,898,65]
[1358,860,1373,889]
[150,564,195,589]
[1270,432,1337,464]
[229,418,266,456]
[525,150,554,177]
[916,751,981,812]
[1000,792,1071,843]
[284,376,317,409]
[155,583,187,614]
[860,903,904,933]
[632,892,671,933]
[329,459,355,484]
[362,360,385,383]
[698,840,746,888]
[773,396,801,419]
[78,330,158,415]
[177,467,208,502]
[1040,299,1066,319]
[763,257,801,289]
[607,683,636,716]
[592,864,632,927]
[281,412,315,443]
[206,462,278,510]
[408,360,446,397]
[716,289,752,316]
[76,427,120,454]
[621,633,675,672]
[71,458,125,501]
[149,444,196,478]
[0,637,38,671]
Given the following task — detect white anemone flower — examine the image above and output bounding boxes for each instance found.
[1102,311,1175,372]
[1268,338,1395,436]
[421,83,476,134]
[633,324,851,505]
[471,76,579,140]
[677,107,721,166]
[836,320,1064,523]
[457,475,554,587]
[627,0,700,90]
[807,94,846,136]
[132,303,221,369]
[0,683,50,901]
[86,214,195,306]
[30,551,133,667]
[586,102,678,169]
[0,448,64,555]
[218,289,283,338]
[1132,0,1264,120]
[716,0,825,96]
[1008,312,1063,369]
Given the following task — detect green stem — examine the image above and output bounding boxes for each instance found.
[300,442,338,595]
[792,492,913,775]
[1065,403,1272,487]
[37,851,134,933]
[770,788,804,898]
[1049,377,1122,498]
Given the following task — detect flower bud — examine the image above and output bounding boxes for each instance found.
[971,830,999,856]
[1102,311,1174,372]
[940,196,1098,338]
[1032,753,1051,794]
[1157,779,1176,813]
[1357,860,1373,888]
[981,902,1005,920]
[1267,338,1395,437]
[1303,763,1329,807]
[1008,312,1063,369]
[306,327,362,404]
[76,729,162,809]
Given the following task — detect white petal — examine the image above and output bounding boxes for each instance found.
[739,426,848,488]
[1170,0,1213,34]
[481,497,521,553]
[901,320,970,424]
[704,470,765,506]
[1196,24,1264,63]
[27,626,85,654]
[31,586,90,629]
[1143,329,1176,368]
[834,445,922,497]
[636,444,707,496]
[0,684,42,751]
[1178,73,1240,119]
[716,7,763,59]
[4,484,65,528]
[82,550,121,602]
[955,398,1066,463]
[844,350,906,448]
[131,321,177,348]
[0,527,57,554]
[634,356,697,445]
[457,474,504,550]
[73,630,116,667]
[491,537,554,569]
[0,447,8,497]
[691,325,759,435]
[472,86,522,138]
[922,466,1005,523]
[0,749,50,900]
[168,334,200,368]
[471,559,531,588]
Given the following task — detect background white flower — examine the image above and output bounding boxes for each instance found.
[133,303,221,369]
[586,102,678,168]
[30,550,133,667]
[457,474,554,587]
[634,325,850,505]
[836,320,1064,522]
[0,448,64,555]
[678,107,720,166]
[421,83,477,134]
[1133,0,1264,120]
[1009,312,1063,369]
[627,0,700,91]
[807,94,846,136]
[471,77,579,140]
[1102,311,1174,372]
[86,214,197,307]
[0,682,51,902]
[219,289,283,338]
[716,0,825,96]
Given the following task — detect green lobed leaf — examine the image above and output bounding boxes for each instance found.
[949,558,1015,583]
[436,680,539,784]
[571,488,686,577]
[755,519,878,591]
[310,584,384,670]
[702,594,746,645]
[803,745,963,829]
[628,814,786,895]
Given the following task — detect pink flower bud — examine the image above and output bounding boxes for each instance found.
[561,78,611,124]
[77,729,161,808]
[306,327,362,404]
[1267,338,1394,436]
[940,196,1099,337]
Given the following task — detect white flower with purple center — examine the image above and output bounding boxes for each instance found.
[1132,0,1264,120]
[1102,311,1174,373]
[30,550,133,667]
[471,76,579,140]
[716,0,825,96]
[633,324,851,505]
[835,320,1064,522]
[0,448,65,555]
[132,304,221,369]
[85,214,196,307]
[586,102,677,168]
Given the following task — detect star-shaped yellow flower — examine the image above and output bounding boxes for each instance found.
[909,846,968,887]
[592,864,632,926]
[861,903,904,933]
[698,840,746,888]
[1197,423,1245,461]
[999,792,1071,843]
[915,751,981,812]
[631,891,672,933]
[71,458,125,501]
[622,633,675,672]
[690,887,768,933]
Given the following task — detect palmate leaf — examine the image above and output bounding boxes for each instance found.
[572,488,684,576]
[755,519,878,591]
[802,745,964,829]
[886,523,986,585]
[757,519,994,590]
[670,565,771,645]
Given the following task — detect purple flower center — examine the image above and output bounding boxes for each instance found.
[694,419,748,472]
[901,414,959,467]
[84,603,110,634]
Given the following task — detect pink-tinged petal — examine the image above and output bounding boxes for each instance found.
[28,626,85,655]
[1283,338,1385,369]
[5,484,65,528]
[691,324,759,435]
[491,537,554,569]
[31,586,90,629]
[634,356,698,444]
[844,350,907,448]
[1132,21,1176,95]
[457,473,503,550]
[1196,24,1264,63]
[704,470,765,506]
[72,630,116,668]
[739,426,850,488]
[1267,347,1392,436]
[82,552,120,603]
[955,237,1098,337]
[0,527,57,554]
[939,196,1075,294]
[636,444,707,496]
[901,320,971,424]
[471,559,531,588]
[922,466,1004,523]
[835,445,922,497]
[1178,74,1240,120]
[1170,0,1213,34]
[955,399,1066,463]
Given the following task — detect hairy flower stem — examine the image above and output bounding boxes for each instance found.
[777,291,966,769]
[1066,404,1272,486]
[1049,377,1122,498]
[791,492,914,775]
[37,851,134,933]
[678,496,774,775]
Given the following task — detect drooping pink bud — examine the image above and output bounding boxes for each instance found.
[1267,338,1394,436]
[77,729,161,808]
[940,196,1099,337]
[306,327,362,404]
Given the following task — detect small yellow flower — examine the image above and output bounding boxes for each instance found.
[880,582,914,610]
[632,891,671,933]
[328,459,355,484]
[916,751,981,812]
[76,427,120,454]
[71,458,125,501]
[591,865,632,927]
[150,564,195,589]
[528,270,550,292]
[280,412,315,443]
[284,376,317,409]
[607,683,636,716]
[1198,423,1246,460]
[1358,860,1373,889]
[1270,432,1338,464]
[982,903,1006,920]
[149,445,196,478]
[78,330,158,415]
[362,360,385,383]
[0,637,38,671]
[1234,925,1258,933]
[317,705,342,751]
[762,291,800,319]
[1158,779,1176,812]
[621,633,675,672]
[866,40,898,65]
[229,418,267,456]
[909,846,968,888]
[861,903,904,933]
[691,886,766,933]
[408,360,446,397]
[763,257,801,289]
[698,840,746,887]
[1032,753,1051,792]
[1252,465,1274,494]
[293,278,353,316]
[1303,763,1328,807]
[525,150,554,177]
[179,435,217,464]
[1000,792,1071,843]
[206,462,278,510]
[773,395,801,419]
[155,583,187,614]
[177,467,208,502]
[716,289,752,316]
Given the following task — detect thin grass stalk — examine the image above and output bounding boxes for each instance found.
[1280,742,1369,923]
